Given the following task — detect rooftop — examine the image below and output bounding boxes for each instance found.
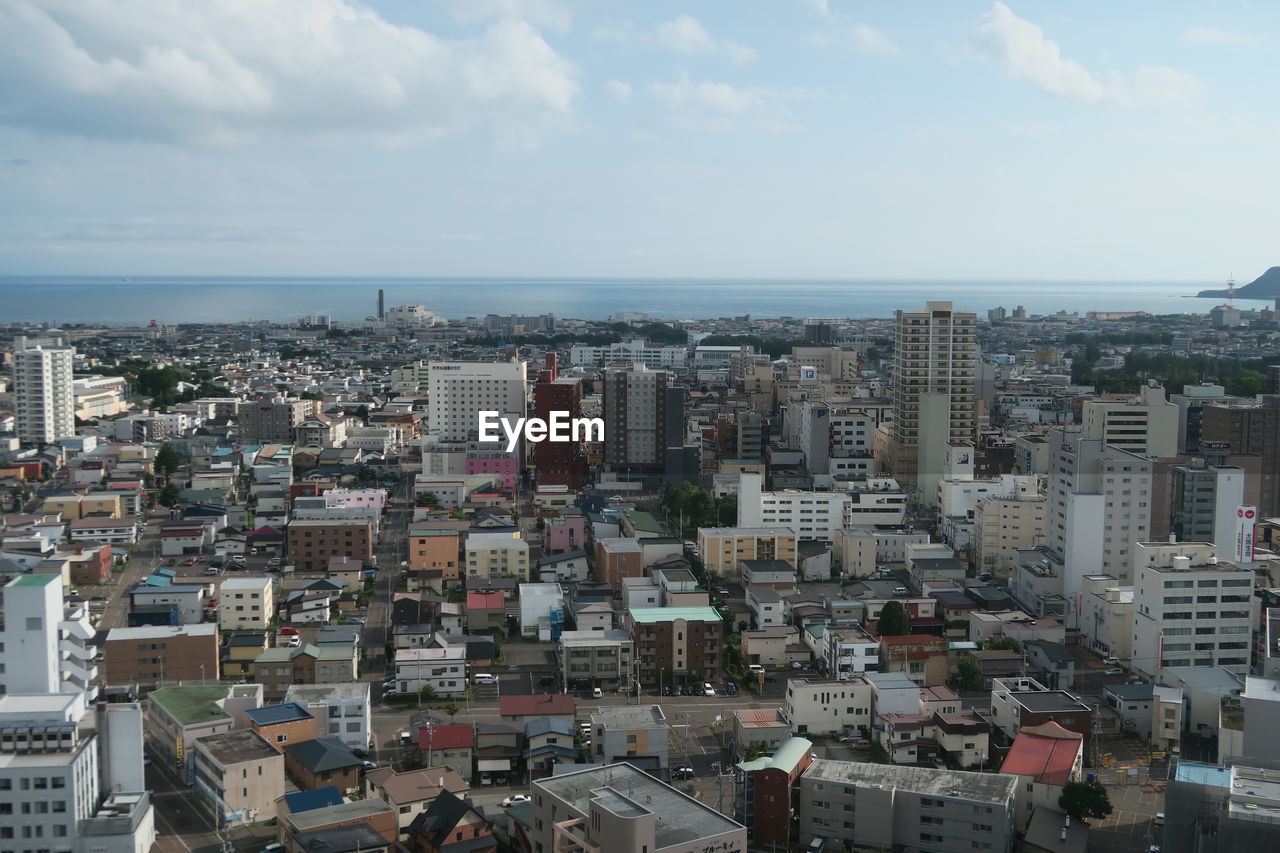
[628,606,721,624]
[589,705,665,729]
[534,762,744,847]
[999,721,1082,786]
[148,685,231,727]
[286,797,395,832]
[106,623,218,641]
[197,729,278,766]
[364,766,469,805]
[1006,690,1090,713]
[283,736,361,772]
[804,758,1017,803]
[244,702,313,727]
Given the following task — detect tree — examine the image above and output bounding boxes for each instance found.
[154,444,182,478]
[716,494,737,526]
[955,655,984,691]
[415,491,439,508]
[877,600,909,636]
[982,635,1020,652]
[158,483,181,507]
[444,702,460,721]
[1058,780,1113,822]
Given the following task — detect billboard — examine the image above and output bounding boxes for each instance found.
[1235,506,1257,564]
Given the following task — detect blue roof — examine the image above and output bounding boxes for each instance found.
[1175,761,1231,789]
[154,568,177,578]
[244,702,314,726]
[144,574,172,587]
[283,786,344,813]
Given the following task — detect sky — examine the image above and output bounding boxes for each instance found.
[0,0,1276,281]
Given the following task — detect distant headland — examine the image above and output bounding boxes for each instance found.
[1196,267,1280,300]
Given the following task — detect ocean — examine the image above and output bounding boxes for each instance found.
[0,276,1251,326]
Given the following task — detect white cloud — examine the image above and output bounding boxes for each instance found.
[655,15,757,65]
[650,74,836,119]
[970,2,1202,107]
[1181,26,1259,47]
[0,0,578,145]
[799,0,830,14]
[809,23,900,56]
[433,0,572,32]
[606,80,633,102]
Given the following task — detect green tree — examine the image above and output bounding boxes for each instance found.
[956,655,984,691]
[158,482,181,507]
[981,636,1020,652]
[877,600,909,636]
[1058,780,1113,822]
[415,491,439,508]
[154,444,182,478]
[716,494,737,526]
[444,702,460,721]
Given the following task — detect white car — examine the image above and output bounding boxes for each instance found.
[703,682,716,696]
[1102,656,1120,665]
[501,794,531,808]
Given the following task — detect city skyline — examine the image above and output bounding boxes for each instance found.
[0,1,1276,281]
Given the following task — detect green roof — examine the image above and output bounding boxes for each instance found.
[628,606,722,624]
[150,685,232,727]
[736,737,813,774]
[624,510,664,534]
[10,574,58,587]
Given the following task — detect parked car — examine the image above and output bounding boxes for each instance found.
[267,557,282,567]
[592,687,603,699]
[725,681,737,695]
[672,766,695,780]
[183,559,195,566]
[1153,813,1165,827]
[260,844,284,853]
[279,627,300,636]
[195,554,207,562]
[344,617,366,625]
[1103,656,1120,665]
[287,637,301,648]
[480,773,493,786]
[703,682,715,697]
[501,794,531,808]
[1105,667,1124,675]
[360,761,378,771]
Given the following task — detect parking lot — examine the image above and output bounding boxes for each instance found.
[1086,783,1165,853]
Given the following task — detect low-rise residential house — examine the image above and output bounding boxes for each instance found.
[588,705,669,772]
[558,629,635,694]
[525,718,578,778]
[68,515,140,544]
[394,647,467,696]
[463,531,529,581]
[784,677,874,737]
[278,793,398,852]
[222,632,269,680]
[364,766,470,840]
[193,730,284,826]
[998,721,1085,830]
[245,702,318,751]
[536,550,590,583]
[1103,683,1155,740]
[252,643,359,698]
[406,790,497,853]
[415,723,475,780]
[593,537,644,589]
[219,576,275,631]
[879,634,949,686]
[740,559,798,590]
[571,600,613,632]
[499,693,575,726]
[127,583,208,625]
[473,721,522,785]
[284,736,364,792]
[732,708,792,757]
[465,591,507,634]
[746,584,784,628]
[1023,640,1076,690]
[823,623,881,679]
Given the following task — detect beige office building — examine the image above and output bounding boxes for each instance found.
[973,486,1047,577]
[697,526,797,578]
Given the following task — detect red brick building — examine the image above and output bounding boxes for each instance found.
[287,519,373,571]
[532,376,587,488]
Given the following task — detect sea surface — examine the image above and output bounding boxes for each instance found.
[0,276,1253,326]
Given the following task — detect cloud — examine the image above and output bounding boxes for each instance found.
[655,15,757,65]
[0,0,578,145]
[1181,26,1259,47]
[650,74,836,119]
[970,2,1202,106]
[808,23,900,56]
[606,80,633,102]
[798,0,829,14]
[433,0,572,33]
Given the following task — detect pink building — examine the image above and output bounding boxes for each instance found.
[543,513,586,554]
[466,457,519,490]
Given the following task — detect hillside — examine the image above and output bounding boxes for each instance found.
[1197,266,1280,299]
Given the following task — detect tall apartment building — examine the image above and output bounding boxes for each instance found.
[626,606,724,687]
[736,411,764,460]
[974,487,1048,577]
[426,360,528,443]
[1168,462,1245,558]
[1131,542,1255,680]
[218,576,276,630]
[1201,398,1280,517]
[798,760,1017,853]
[602,366,683,474]
[532,376,587,488]
[888,301,977,486]
[103,623,220,689]
[237,396,318,443]
[1045,427,1152,605]
[530,763,747,853]
[696,526,797,577]
[13,335,76,445]
[0,574,97,700]
[1082,382,1179,457]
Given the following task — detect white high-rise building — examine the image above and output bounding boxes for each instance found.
[1082,381,1179,458]
[0,574,97,701]
[737,472,850,541]
[889,301,976,486]
[1131,542,1256,680]
[13,336,76,445]
[426,360,527,444]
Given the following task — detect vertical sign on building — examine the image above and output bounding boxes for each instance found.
[1235,506,1257,564]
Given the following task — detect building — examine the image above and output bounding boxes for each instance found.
[463,532,529,581]
[193,729,284,826]
[1082,382,1179,457]
[973,488,1048,577]
[285,683,372,750]
[13,336,76,445]
[558,630,635,694]
[588,705,669,770]
[533,376,588,488]
[239,396,318,443]
[426,360,527,443]
[783,677,873,737]
[251,644,359,698]
[879,634,949,686]
[0,573,97,700]
[989,677,1093,751]
[696,526,797,578]
[406,789,494,853]
[103,623,220,689]
[736,473,848,541]
[602,366,683,475]
[283,736,363,792]
[393,647,467,696]
[997,721,1084,830]
[734,737,814,845]
[530,762,747,853]
[1201,398,1280,517]
[244,702,318,751]
[888,301,977,486]
[1168,462,1246,558]
[1162,762,1280,853]
[218,576,275,630]
[626,606,724,687]
[364,766,470,841]
[570,339,688,370]
[593,537,644,589]
[799,759,1017,853]
[148,684,263,784]
[823,624,882,680]
[1131,542,1255,680]
[287,519,374,572]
